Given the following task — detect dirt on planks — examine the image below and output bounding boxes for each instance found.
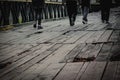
[73,56,96,62]
[0,62,12,69]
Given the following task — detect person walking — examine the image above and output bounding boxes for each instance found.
[80,0,90,24]
[100,0,112,24]
[62,0,80,26]
[32,0,45,29]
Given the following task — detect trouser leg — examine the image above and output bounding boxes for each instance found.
[82,6,89,21]
[66,5,73,25]
[101,9,105,21]
[37,8,42,25]
[105,8,110,21]
[35,8,42,25]
[73,6,77,22]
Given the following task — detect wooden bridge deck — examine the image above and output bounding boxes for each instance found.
[0,7,120,80]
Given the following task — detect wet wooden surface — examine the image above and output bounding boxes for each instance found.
[0,7,120,80]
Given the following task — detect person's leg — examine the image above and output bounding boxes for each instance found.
[82,6,89,24]
[101,8,106,23]
[33,8,38,28]
[37,8,43,29]
[69,14,74,26]
[83,6,89,21]
[101,9,104,22]
[66,5,74,26]
[82,7,85,24]
[105,8,110,23]
[81,6,84,19]
[38,8,42,25]
[73,3,77,23]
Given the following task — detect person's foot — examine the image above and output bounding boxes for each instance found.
[33,24,36,28]
[102,20,104,23]
[105,21,110,24]
[70,20,74,26]
[70,18,74,26]
[70,22,74,26]
[38,25,43,29]
[82,20,87,24]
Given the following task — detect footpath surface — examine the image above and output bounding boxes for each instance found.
[0,7,120,80]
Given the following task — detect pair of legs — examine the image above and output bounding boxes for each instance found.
[82,6,89,24]
[101,7,110,23]
[34,8,43,29]
[66,1,77,26]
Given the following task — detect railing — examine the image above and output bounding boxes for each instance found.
[0,0,118,27]
[0,0,68,27]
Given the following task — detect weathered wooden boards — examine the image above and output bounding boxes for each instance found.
[77,62,106,80]
[102,61,120,80]
[0,7,120,80]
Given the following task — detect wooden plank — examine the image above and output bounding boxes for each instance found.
[56,31,78,44]
[11,64,49,80]
[92,24,107,30]
[76,31,95,44]
[2,44,43,63]
[33,63,65,80]
[97,30,113,43]
[86,31,105,43]
[49,35,71,44]
[13,32,45,44]
[77,43,103,59]
[0,44,60,80]
[47,44,62,51]
[0,44,19,55]
[0,44,54,78]
[86,22,107,31]
[0,44,57,80]
[76,44,93,58]
[108,30,120,42]
[0,44,11,50]
[0,32,19,43]
[12,63,50,80]
[38,32,67,44]
[114,20,120,29]
[54,62,84,80]
[85,43,103,57]
[41,44,77,64]
[46,24,68,32]
[26,32,61,44]
[102,61,118,80]
[79,62,106,80]
[0,44,32,62]
[7,22,63,44]
[8,44,63,80]
[80,24,93,31]
[49,30,76,44]
[75,62,89,80]
[114,61,120,80]
[109,43,120,61]
[95,43,113,61]
[86,23,101,30]
[76,44,95,58]
[33,32,62,44]
[64,31,87,44]
[60,43,86,63]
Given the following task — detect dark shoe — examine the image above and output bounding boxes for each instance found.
[33,24,36,28]
[70,21,74,26]
[105,21,110,24]
[102,20,104,23]
[82,20,87,24]
[38,25,43,29]
[70,18,74,26]
[73,16,76,22]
